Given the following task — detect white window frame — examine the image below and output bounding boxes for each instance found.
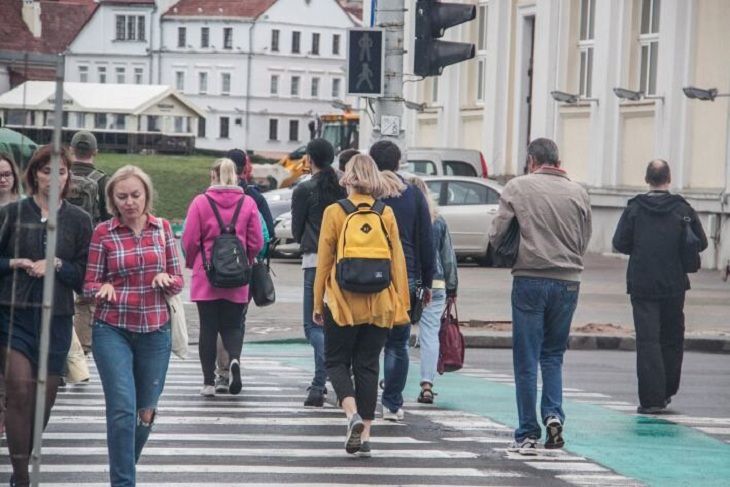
[178,27,187,48]
[477,3,488,53]
[311,33,320,55]
[269,118,279,141]
[638,0,660,96]
[219,116,230,139]
[78,65,88,83]
[476,58,486,103]
[198,72,208,94]
[115,15,145,41]
[270,74,279,95]
[332,78,341,99]
[431,77,439,103]
[98,66,107,84]
[578,0,595,98]
[271,29,280,52]
[175,71,185,91]
[289,120,299,142]
[311,77,320,98]
[292,31,301,54]
[223,27,233,49]
[332,34,341,55]
[134,67,144,84]
[115,66,126,84]
[291,75,300,97]
[201,27,209,48]
[221,72,231,95]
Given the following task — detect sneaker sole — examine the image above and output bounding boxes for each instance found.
[229,362,242,395]
[545,422,564,450]
[199,391,215,398]
[357,450,372,458]
[345,421,365,454]
[518,447,539,456]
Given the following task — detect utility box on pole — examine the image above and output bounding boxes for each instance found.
[347,28,384,97]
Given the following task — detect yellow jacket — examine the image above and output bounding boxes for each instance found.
[314,193,410,328]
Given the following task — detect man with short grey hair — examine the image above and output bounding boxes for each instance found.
[612,159,707,414]
[489,138,592,455]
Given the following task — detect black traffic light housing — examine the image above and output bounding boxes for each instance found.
[414,0,476,77]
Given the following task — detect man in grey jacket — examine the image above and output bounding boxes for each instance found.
[489,138,592,455]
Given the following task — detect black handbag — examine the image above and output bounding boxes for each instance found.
[679,214,701,274]
[493,218,520,268]
[409,193,426,324]
[250,256,276,307]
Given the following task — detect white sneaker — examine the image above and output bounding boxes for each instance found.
[507,437,538,456]
[199,385,215,397]
[382,408,405,422]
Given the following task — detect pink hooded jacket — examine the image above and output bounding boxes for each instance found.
[182,186,263,303]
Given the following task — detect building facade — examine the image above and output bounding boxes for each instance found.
[360,0,730,269]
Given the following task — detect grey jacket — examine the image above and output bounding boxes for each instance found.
[432,215,458,293]
[488,166,592,282]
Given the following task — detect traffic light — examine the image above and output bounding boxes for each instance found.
[414,0,476,77]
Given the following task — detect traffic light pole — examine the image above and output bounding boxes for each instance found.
[371,0,407,151]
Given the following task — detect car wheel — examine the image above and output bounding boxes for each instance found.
[477,244,494,267]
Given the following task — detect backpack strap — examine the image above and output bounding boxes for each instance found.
[371,200,386,215]
[337,198,357,215]
[205,194,245,234]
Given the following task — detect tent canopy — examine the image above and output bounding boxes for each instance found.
[0,127,38,168]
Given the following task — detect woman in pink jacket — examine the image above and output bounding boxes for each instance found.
[182,158,263,397]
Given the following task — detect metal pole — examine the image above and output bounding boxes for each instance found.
[371,0,406,154]
[30,53,64,487]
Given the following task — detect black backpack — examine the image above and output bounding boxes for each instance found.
[201,195,251,288]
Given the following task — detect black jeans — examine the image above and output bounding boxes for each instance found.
[197,300,247,385]
[323,309,389,421]
[631,294,686,408]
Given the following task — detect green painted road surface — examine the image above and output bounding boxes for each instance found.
[254,342,730,487]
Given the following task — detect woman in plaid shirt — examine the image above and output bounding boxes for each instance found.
[83,165,183,487]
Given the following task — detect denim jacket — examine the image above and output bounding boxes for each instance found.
[432,215,458,293]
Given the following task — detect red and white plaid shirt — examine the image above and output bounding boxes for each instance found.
[83,215,184,333]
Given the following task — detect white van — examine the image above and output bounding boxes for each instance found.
[404,147,489,179]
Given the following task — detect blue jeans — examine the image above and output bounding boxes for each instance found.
[92,321,171,487]
[303,267,326,392]
[382,281,416,413]
[419,289,447,385]
[511,277,579,441]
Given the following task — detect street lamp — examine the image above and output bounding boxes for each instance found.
[331,99,352,112]
[550,90,598,105]
[613,87,664,102]
[683,86,730,102]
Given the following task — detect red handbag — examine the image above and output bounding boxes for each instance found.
[437,298,465,374]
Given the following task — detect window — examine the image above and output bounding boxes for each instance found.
[311,33,320,55]
[134,67,144,84]
[112,114,126,130]
[639,0,660,96]
[175,116,187,133]
[114,15,145,41]
[221,73,231,95]
[579,0,596,97]
[198,117,206,138]
[178,27,186,48]
[74,112,86,128]
[407,160,437,176]
[270,74,279,95]
[115,67,126,84]
[271,29,280,52]
[445,181,496,205]
[219,117,229,138]
[175,71,185,91]
[477,4,488,51]
[223,27,233,49]
[201,27,209,48]
[291,76,300,97]
[332,78,341,98]
[332,34,341,55]
[78,66,88,83]
[425,180,444,204]
[292,31,301,54]
[476,58,485,102]
[289,120,299,141]
[445,160,478,177]
[147,115,160,132]
[198,72,208,94]
[94,113,107,130]
[98,66,107,83]
[311,77,320,98]
[269,119,278,140]
[431,77,439,103]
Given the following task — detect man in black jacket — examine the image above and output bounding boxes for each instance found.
[612,160,708,414]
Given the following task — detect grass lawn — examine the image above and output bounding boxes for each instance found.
[95,153,214,221]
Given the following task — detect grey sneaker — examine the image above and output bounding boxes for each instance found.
[199,385,215,397]
[382,408,404,422]
[358,441,372,458]
[544,416,564,449]
[507,437,538,456]
[345,413,365,454]
[215,374,229,394]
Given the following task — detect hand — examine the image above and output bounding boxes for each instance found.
[422,288,432,307]
[312,312,324,326]
[27,259,48,278]
[10,258,33,271]
[96,283,116,303]
[151,273,174,290]
[446,290,457,304]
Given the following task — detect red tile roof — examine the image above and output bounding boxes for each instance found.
[0,0,98,55]
[164,0,277,18]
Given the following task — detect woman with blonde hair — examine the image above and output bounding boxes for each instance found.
[407,176,458,404]
[84,164,183,485]
[313,154,410,456]
[182,158,262,397]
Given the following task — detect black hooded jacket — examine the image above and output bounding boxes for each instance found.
[612,191,708,299]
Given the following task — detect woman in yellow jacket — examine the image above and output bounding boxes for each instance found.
[313,154,410,457]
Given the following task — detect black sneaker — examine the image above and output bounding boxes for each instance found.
[228,359,242,395]
[544,416,564,449]
[304,387,325,407]
[637,405,667,414]
[345,413,364,454]
[358,440,372,458]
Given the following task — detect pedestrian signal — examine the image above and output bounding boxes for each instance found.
[347,28,384,96]
[414,0,476,77]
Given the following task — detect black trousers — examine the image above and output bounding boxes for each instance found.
[631,294,685,408]
[323,309,389,421]
[197,300,247,385]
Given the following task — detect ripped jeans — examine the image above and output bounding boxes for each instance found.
[92,321,171,487]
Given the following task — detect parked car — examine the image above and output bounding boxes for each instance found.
[405,147,489,179]
[271,211,301,258]
[263,175,311,220]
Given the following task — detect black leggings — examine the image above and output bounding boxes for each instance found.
[196,300,247,385]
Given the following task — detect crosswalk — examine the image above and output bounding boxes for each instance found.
[1,347,644,486]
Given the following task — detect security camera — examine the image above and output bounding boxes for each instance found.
[613,88,643,101]
[683,86,718,101]
[550,91,579,104]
